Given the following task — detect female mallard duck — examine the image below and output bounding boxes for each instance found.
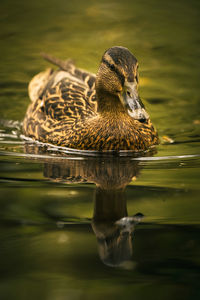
[23,46,158,151]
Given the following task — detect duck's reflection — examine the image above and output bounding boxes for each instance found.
[25,144,149,267]
[93,187,143,267]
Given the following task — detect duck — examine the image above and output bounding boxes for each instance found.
[23,46,159,151]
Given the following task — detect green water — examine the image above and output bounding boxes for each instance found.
[0,0,200,299]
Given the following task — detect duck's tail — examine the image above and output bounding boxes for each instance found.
[41,52,74,71]
[28,53,75,102]
[28,68,54,102]
[28,53,96,103]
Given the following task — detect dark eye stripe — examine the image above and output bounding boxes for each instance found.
[102,58,125,85]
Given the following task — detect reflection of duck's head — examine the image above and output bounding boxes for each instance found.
[92,220,134,268]
[92,203,143,268]
[91,183,144,268]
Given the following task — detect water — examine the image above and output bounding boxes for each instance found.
[0,0,200,299]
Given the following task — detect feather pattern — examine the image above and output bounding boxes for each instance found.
[23,47,159,151]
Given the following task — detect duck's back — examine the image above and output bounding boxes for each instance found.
[23,62,98,144]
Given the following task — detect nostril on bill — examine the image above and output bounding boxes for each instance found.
[138,118,147,124]
[126,91,132,98]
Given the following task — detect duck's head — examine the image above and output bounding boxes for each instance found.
[96,46,149,123]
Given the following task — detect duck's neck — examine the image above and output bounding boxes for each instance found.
[96,91,126,115]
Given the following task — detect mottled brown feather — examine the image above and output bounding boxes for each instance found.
[23,48,159,151]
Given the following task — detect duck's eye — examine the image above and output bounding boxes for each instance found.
[110,64,115,71]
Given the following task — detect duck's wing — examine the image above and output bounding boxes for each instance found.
[28,61,98,122]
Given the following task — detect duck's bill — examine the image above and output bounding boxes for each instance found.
[119,82,149,123]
